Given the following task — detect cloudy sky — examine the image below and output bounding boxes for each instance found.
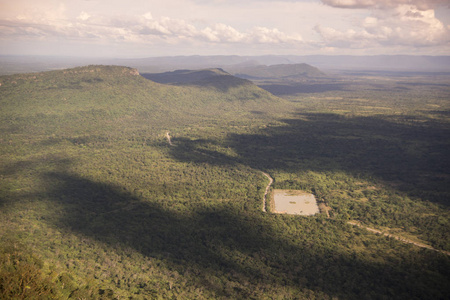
[1,0,449,57]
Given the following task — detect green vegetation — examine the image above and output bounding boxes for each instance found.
[1,65,449,299]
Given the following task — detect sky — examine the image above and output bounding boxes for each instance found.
[0,0,449,58]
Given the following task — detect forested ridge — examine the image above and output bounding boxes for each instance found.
[1,65,449,299]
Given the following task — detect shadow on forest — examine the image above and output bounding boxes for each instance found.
[258,83,346,95]
[169,112,450,205]
[15,165,446,299]
[2,110,449,298]
[141,70,252,92]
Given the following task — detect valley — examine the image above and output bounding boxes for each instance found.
[1,64,449,299]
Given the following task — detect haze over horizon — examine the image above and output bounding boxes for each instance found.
[1,0,449,58]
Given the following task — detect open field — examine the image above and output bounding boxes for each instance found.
[272,189,319,215]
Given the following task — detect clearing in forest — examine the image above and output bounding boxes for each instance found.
[272,189,319,215]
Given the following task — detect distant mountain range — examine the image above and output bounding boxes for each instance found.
[1,55,450,75]
[117,55,450,73]
[140,64,325,91]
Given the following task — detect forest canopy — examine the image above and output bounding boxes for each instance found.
[1,65,449,299]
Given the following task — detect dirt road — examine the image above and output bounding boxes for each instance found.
[261,172,273,212]
[348,221,450,256]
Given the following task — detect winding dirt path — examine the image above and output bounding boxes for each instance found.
[261,172,273,212]
[348,221,450,256]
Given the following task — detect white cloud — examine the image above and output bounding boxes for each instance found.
[143,12,153,20]
[201,23,245,42]
[315,4,450,49]
[0,0,448,56]
[199,24,303,44]
[321,0,449,11]
[249,27,302,43]
[77,12,90,21]
[314,25,374,48]
[0,8,302,48]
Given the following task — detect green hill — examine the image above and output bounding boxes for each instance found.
[1,65,449,299]
[0,65,285,137]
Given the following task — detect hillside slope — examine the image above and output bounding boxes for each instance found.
[0,65,286,137]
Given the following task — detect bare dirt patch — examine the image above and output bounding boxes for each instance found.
[272,189,319,216]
